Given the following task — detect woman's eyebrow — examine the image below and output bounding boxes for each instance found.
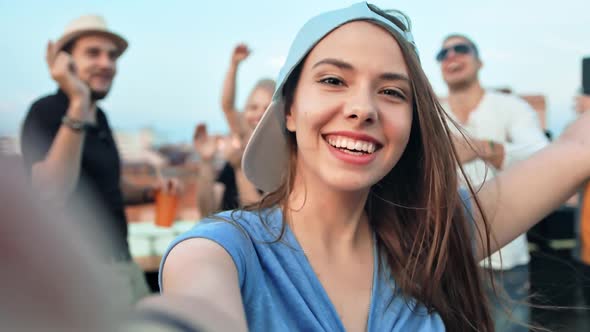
[312,58,354,71]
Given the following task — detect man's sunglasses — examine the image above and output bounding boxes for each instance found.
[436,43,473,62]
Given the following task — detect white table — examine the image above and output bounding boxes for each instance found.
[128,221,197,271]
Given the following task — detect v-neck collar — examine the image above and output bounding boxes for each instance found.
[446,91,488,127]
[281,213,379,332]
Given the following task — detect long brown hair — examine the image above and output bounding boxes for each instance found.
[240,8,495,332]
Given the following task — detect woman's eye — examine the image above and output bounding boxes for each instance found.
[319,77,344,86]
[382,88,406,100]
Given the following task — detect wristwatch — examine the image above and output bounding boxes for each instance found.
[61,115,91,133]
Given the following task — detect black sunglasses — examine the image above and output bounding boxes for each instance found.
[436,43,473,62]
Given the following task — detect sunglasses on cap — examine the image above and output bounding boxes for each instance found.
[435,43,473,62]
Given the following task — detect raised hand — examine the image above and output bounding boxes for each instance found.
[46,41,90,102]
[231,43,250,65]
[46,41,93,121]
[193,124,218,162]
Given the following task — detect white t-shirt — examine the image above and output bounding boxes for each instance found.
[443,90,549,270]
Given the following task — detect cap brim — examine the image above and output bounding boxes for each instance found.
[53,30,128,58]
[242,99,289,193]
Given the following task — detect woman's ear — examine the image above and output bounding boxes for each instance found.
[286,108,296,133]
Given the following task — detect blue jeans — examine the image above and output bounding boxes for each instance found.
[487,264,531,332]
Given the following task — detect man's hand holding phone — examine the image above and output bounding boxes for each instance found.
[46,41,94,122]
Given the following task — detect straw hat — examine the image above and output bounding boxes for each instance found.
[53,15,128,57]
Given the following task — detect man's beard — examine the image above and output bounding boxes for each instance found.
[90,89,109,101]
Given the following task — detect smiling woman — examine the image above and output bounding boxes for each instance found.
[283,22,413,194]
[154,2,590,332]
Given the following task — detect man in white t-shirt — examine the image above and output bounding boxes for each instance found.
[437,34,549,332]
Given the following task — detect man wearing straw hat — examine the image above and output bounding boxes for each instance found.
[20,15,180,304]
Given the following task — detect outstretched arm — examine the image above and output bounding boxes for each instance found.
[473,110,590,261]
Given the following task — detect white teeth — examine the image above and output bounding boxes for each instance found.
[325,135,377,154]
[342,150,363,155]
[342,138,350,148]
[346,140,355,150]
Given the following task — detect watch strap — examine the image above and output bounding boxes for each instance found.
[61,115,91,132]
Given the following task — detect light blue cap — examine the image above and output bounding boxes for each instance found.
[242,1,417,192]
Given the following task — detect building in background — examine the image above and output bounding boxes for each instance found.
[0,136,20,156]
[113,128,167,167]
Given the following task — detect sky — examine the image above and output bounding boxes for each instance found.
[1,0,589,143]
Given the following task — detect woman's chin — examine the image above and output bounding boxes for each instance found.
[319,174,378,194]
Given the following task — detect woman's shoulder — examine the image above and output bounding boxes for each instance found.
[159,207,284,289]
[197,207,285,242]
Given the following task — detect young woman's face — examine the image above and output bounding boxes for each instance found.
[286,21,413,192]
